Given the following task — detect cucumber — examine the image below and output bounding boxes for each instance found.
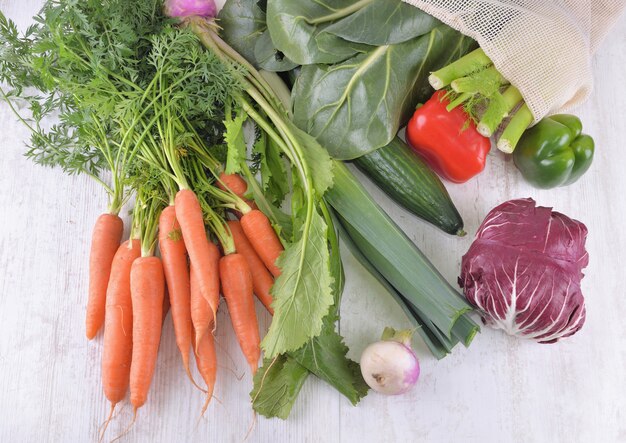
[353,137,465,236]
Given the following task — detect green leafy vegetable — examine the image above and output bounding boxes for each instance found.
[290,313,369,404]
[262,209,334,357]
[251,204,367,418]
[253,131,290,206]
[217,0,266,66]
[326,161,477,340]
[322,0,440,45]
[251,355,310,419]
[224,108,248,174]
[292,25,475,159]
[254,30,299,72]
[266,0,371,65]
[218,0,298,71]
[287,121,335,196]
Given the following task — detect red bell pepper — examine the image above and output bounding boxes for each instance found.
[406,90,491,183]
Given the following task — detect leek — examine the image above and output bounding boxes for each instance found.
[326,161,479,347]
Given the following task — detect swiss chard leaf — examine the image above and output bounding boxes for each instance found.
[254,29,299,72]
[292,26,475,159]
[219,0,298,71]
[217,0,266,66]
[266,0,371,65]
[321,0,440,45]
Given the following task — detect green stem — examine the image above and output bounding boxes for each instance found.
[450,65,507,94]
[497,103,534,153]
[134,190,163,257]
[200,196,234,254]
[477,86,523,137]
[158,105,189,190]
[308,0,375,25]
[1,86,122,210]
[239,160,280,225]
[178,116,222,172]
[429,48,492,90]
[446,92,474,111]
[258,70,293,118]
[239,97,296,165]
[191,19,282,112]
[245,87,309,191]
[73,37,143,93]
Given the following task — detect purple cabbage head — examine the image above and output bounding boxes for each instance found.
[459,198,589,343]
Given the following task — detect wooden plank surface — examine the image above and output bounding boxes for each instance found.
[1,1,625,442]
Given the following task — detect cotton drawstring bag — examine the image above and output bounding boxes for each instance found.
[402,0,626,123]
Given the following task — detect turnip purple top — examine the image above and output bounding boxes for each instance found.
[164,0,217,18]
[360,329,420,395]
[460,198,588,343]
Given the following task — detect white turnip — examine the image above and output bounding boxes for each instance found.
[360,328,420,395]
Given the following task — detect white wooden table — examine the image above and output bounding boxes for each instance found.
[1,1,625,442]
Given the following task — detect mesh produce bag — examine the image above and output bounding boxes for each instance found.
[402,0,626,123]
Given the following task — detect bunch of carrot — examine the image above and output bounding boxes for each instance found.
[87,164,284,435]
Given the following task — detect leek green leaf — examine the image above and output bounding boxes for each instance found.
[326,162,473,336]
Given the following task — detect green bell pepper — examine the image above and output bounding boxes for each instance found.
[513,114,594,189]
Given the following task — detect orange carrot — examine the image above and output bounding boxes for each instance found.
[86,213,124,339]
[101,239,141,406]
[129,256,165,411]
[158,206,193,379]
[219,253,260,374]
[193,326,217,416]
[174,189,220,322]
[190,263,212,353]
[227,220,274,314]
[217,172,248,197]
[240,209,284,277]
[217,172,258,215]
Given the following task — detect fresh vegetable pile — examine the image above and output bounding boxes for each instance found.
[0,0,598,434]
[0,0,365,427]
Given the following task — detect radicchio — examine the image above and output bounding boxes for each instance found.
[459,198,589,343]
